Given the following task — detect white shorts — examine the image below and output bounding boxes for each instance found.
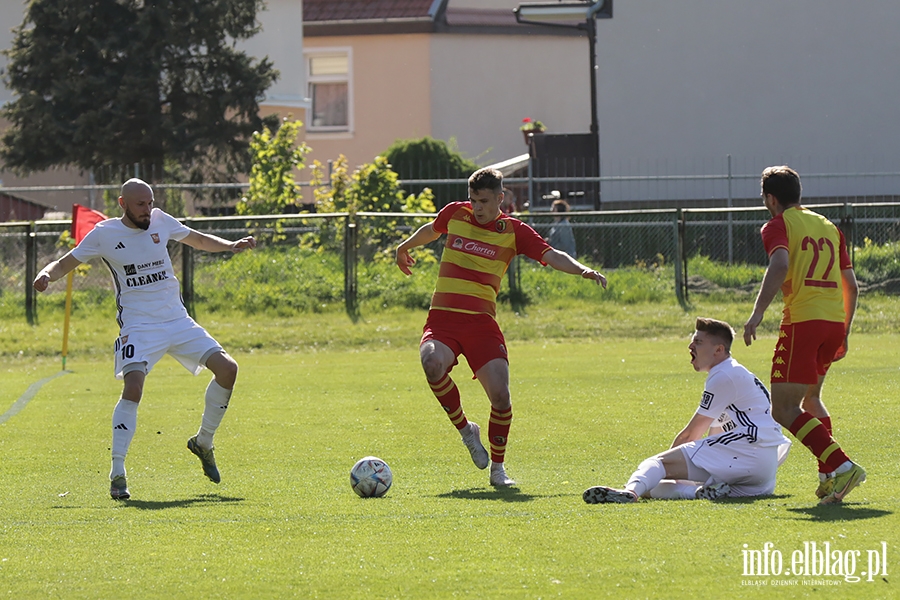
[114,317,223,379]
[680,438,792,498]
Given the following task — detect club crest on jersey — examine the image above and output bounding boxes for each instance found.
[700,391,714,409]
[495,219,507,232]
[451,237,464,250]
[150,233,160,244]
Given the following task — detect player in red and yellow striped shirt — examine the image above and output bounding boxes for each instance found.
[396,168,607,487]
[743,166,864,504]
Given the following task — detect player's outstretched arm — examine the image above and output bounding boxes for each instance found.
[542,248,607,288]
[396,222,440,276]
[743,248,788,346]
[181,230,257,254]
[33,252,83,292]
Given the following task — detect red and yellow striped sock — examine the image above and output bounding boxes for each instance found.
[817,416,833,473]
[429,373,467,430]
[488,406,513,463]
[789,412,849,472]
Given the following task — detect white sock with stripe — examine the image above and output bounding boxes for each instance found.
[625,456,667,498]
[110,398,138,479]
[195,379,232,449]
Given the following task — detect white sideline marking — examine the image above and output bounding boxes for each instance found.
[1,371,70,425]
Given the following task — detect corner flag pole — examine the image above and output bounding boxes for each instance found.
[62,204,108,371]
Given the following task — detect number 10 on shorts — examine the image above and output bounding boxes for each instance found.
[115,336,135,360]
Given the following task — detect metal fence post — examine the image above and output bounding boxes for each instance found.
[181,218,195,318]
[674,209,685,307]
[726,154,734,265]
[842,200,855,263]
[507,255,525,312]
[25,222,37,325]
[527,154,534,210]
[344,217,358,316]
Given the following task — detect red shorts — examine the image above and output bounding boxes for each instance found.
[421,310,508,376]
[771,320,845,385]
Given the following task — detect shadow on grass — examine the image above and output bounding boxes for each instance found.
[435,487,540,503]
[784,504,892,522]
[115,493,245,510]
[711,494,792,504]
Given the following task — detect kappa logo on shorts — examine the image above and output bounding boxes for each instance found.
[700,390,714,409]
[124,264,137,276]
[499,344,507,356]
[150,233,160,244]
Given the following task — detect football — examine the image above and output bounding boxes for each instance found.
[350,456,393,498]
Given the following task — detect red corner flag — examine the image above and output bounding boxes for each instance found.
[62,204,108,370]
[72,204,107,244]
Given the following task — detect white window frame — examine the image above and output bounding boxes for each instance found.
[305,47,353,134]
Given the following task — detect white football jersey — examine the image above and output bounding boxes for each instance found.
[71,208,190,327]
[696,357,789,448]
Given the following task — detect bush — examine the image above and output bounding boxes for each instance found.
[383,137,479,208]
[191,247,679,316]
[853,238,900,283]
[688,255,765,288]
[195,248,344,316]
[308,155,436,262]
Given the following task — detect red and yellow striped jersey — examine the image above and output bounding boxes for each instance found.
[430,202,551,317]
[760,207,852,325]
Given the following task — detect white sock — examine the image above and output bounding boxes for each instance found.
[648,480,702,500]
[195,379,232,449]
[625,456,667,498]
[110,398,139,479]
[835,460,853,474]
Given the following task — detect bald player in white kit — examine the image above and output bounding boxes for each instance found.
[34,178,257,500]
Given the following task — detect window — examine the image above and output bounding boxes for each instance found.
[307,50,351,132]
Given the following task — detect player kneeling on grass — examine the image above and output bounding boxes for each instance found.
[33,178,256,500]
[396,167,607,487]
[583,318,791,504]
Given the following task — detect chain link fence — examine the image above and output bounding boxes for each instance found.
[4,201,900,323]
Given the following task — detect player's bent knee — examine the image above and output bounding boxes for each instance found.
[421,356,446,382]
[770,405,797,428]
[208,352,239,387]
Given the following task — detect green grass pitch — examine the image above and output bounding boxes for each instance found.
[1,333,897,598]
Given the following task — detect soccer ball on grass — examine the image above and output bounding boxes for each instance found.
[350,456,392,498]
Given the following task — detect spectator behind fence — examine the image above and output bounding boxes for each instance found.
[546,198,577,258]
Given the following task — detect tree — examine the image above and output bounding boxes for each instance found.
[0,0,278,187]
[383,137,479,208]
[237,117,311,215]
[309,155,436,261]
